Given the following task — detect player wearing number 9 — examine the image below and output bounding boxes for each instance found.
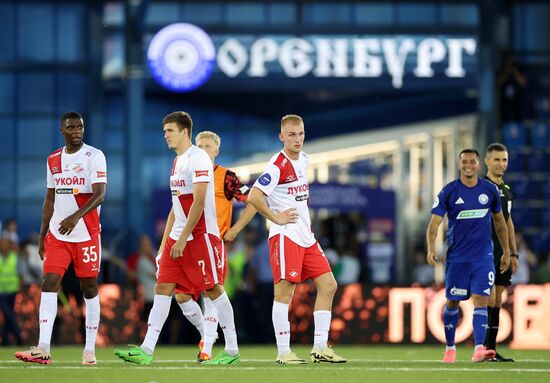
[426,149,510,364]
[15,112,107,366]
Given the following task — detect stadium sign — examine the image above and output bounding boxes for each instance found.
[148,23,477,92]
[147,23,216,92]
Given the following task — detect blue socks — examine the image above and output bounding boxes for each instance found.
[443,305,459,347]
[473,307,488,346]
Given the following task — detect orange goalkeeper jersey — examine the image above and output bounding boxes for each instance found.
[214,165,250,238]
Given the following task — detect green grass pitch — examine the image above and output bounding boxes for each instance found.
[1,345,549,383]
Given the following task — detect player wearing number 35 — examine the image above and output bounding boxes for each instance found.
[426,149,510,364]
[15,112,107,366]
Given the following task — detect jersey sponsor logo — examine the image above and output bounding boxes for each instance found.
[49,151,61,158]
[295,194,308,202]
[456,208,489,219]
[56,188,79,195]
[96,170,107,178]
[287,184,309,195]
[55,177,86,186]
[450,286,467,296]
[478,193,489,205]
[171,179,186,187]
[455,197,465,204]
[195,169,209,178]
[258,173,272,186]
[281,158,288,167]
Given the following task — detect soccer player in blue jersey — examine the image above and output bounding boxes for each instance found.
[426,149,511,363]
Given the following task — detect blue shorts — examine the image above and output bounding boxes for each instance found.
[445,260,495,300]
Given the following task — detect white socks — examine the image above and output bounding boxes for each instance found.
[84,295,100,352]
[37,292,58,352]
[272,301,290,354]
[313,310,331,349]
[202,297,218,356]
[140,295,172,355]
[211,292,238,354]
[178,299,204,339]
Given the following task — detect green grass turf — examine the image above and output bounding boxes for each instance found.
[1,345,549,383]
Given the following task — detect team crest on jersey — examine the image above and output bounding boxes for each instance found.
[288,270,298,278]
[73,164,85,173]
[258,173,271,186]
[478,193,489,205]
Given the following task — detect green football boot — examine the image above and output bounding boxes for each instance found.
[114,345,153,365]
[201,350,240,365]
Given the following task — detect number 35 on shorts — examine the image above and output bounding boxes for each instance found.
[82,246,98,263]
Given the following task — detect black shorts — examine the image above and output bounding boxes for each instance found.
[493,253,512,286]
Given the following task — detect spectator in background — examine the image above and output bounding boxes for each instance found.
[511,232,537,285]
[20,234,43,287]
[2,218,20,249]
[498,54,528,122]
[0,236,23,345]
[135,235,157,325]
[334,233,361,286]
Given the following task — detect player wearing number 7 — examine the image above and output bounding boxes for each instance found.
[426,149,510,363]
[15,112,107,366]
[114,112,240,366]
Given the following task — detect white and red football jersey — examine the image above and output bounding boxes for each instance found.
[46,143,107,243]
[253,150,315,247]
[169,145,219,242]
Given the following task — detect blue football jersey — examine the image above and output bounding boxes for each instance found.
[431,178,502,263]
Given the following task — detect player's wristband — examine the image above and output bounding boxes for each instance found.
[511,253,519,259]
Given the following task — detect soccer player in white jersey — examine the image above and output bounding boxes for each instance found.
[114,112,240,365]
[247,114,347,364]
[15,112,107,365]
[175,130,257,363]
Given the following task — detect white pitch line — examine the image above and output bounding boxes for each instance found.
[0,366,549,372]
[0,359,549,363]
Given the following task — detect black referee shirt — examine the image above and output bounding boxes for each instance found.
[485,176,513,257]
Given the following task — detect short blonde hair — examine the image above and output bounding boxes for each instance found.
[281,114,303,129]
[195,131,221,148]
